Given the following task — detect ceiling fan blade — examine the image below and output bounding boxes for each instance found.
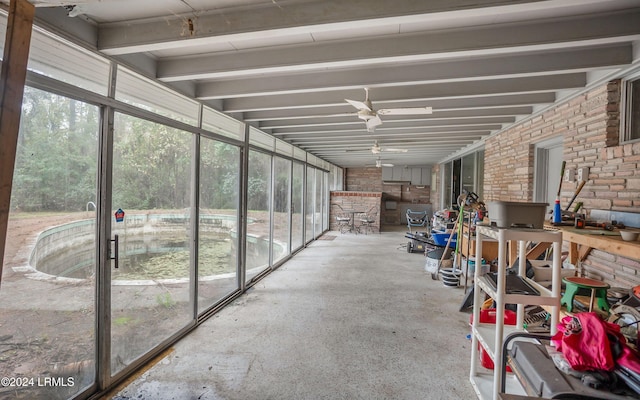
[377,107,433,115]
[366,115,383,132]
[345,98,371,111]
[381,147,408,153]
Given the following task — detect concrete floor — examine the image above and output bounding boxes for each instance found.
[110,226,477,400]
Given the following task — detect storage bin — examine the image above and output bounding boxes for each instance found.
[487,201,548,229]
[431,231,457,248]
[467,257,489,275]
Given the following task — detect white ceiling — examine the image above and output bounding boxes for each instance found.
[28,0,640,168]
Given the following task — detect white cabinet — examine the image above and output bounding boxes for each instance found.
[381,166,431,185]
[469,226,563,400]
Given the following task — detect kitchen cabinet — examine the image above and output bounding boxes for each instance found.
[382,166,431,185]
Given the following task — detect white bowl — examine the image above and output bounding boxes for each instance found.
[620,230,639,241]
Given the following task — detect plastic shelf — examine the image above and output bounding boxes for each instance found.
[469,225,563,400]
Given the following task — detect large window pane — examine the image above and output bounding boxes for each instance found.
[314,168,323,238]
[627,79,640,142]
[111,113,193,375]
[1,87,99,399]
[246,150,272,282]
[198,138,240,314]
[305,166,315,243]
[461,152,476,194]
[443,162,452,208]
[291,162,305,251]
[272,157,291,264]
[323,171,329,231]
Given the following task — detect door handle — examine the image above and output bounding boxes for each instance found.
[110,234,119,269]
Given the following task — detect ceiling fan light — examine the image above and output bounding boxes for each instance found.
[378,107,433,115]
[357,109,376,120]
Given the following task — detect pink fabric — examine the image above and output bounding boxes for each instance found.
[551,312,640,372]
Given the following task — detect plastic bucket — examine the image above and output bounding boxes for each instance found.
[426,248,445,271]
[440,268,461,287]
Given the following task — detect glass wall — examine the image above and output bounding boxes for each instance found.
[461,152,476,195]
[305,166,315,243]
[323,171,329,231]
[272,157,291,265]
[1,87,99,399]
[443,162,452,208]
[246,150,273,282]
[291,162,305,251]
[314,168,324,238]
[0,14,339,399]
[198,137,241,314]
[110,113,193,376]
[441,149,485,208]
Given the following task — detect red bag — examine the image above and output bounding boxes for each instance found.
[552,312,619,371]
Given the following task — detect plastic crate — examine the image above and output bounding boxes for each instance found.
[431,231,457,248]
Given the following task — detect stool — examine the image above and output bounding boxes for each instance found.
[561,276,610,313]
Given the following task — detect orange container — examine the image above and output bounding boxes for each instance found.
[470,309,517,370]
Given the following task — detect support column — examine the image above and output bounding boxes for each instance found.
[0,0,35,285]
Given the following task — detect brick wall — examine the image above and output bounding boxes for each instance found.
[346,167,383,192]
[473,80,640,286]
[329,191,382,233]
[346,167,433,225]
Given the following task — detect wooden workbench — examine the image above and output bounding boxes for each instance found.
[462,222,640,268]
[545,224,640,264]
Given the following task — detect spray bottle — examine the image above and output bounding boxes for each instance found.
[553,197,562,224]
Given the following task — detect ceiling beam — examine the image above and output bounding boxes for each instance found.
[97,0,549,55]
[271,116,516,136]
[159,10,640,82]
[258,107,532,129]
[222,74,585,111]
[288,135,486,147]
[277,127,498,141]
[269,117,516,135]
[242,93,555,120]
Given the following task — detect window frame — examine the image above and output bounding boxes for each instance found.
[621,72,640,143]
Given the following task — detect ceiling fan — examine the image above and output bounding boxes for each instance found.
[345,88,433,132]
[346,141,408,154]
[366,158,394,168]
[370,140,407,154]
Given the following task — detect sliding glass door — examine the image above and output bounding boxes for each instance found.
[197,137,241,314]
[245,150,272,282]
[109,113,193,377]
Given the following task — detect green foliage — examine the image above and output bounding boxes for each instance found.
[247,150,271,211]
[155,292,176,309]
[113,316,133,326]
[10,87,242,213]
[12,88,99,211]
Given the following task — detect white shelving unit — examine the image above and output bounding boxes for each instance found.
[469,225,563,400]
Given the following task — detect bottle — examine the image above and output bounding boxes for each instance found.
[553,198,562,224]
